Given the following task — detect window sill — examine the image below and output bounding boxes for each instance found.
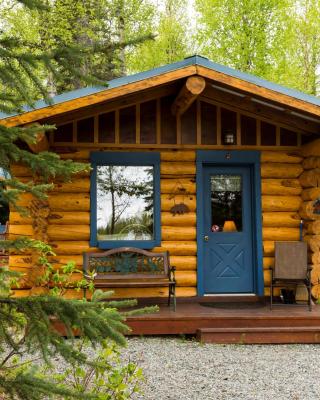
[92,239,160,250]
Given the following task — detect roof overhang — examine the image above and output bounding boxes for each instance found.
[1,55,319,127]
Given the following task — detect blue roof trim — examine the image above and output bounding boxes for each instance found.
[196,56,320,107]
[1,55,319,120]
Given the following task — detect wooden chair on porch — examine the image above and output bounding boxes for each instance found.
[270,241,312,311]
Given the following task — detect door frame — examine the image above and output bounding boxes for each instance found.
[196,150,264,296]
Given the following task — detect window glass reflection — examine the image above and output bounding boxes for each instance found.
[211,175,242,232]
[97,166,154,241]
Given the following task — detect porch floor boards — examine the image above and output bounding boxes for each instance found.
[126,301,320,344]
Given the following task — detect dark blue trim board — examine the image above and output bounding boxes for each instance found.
[196,150,264,296]
[90,152,161,249]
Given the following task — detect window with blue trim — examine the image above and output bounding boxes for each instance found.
[90,152,161,249]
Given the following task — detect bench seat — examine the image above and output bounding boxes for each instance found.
[83,247,176,310]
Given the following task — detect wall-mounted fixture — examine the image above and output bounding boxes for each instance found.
[223,129,236,145]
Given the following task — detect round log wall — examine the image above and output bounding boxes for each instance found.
[261,151,303,296]
[300,141,320,299]
[9,148,309,299]
[9,150,197,298]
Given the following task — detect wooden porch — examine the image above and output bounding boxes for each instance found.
[126,298,320,344]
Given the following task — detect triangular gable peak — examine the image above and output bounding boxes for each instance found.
[1,55,319,150]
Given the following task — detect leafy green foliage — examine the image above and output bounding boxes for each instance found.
[40,338,144,399]
[0,1,157,398]
[195,0,320,94]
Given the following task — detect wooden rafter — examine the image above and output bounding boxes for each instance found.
[171,76,206,116]
[202,86,320,135]
[197,65,320,118]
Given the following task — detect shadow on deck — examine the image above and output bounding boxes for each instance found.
[126,298,320,344]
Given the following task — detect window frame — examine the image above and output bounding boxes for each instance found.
[90,151,161,249]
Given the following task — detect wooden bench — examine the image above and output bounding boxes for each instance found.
[83,247,176,311]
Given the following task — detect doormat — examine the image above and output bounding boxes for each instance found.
[200,302,265,309]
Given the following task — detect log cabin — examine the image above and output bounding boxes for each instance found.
[2,55,320,305]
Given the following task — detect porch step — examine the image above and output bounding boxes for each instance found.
[196,327,320,344]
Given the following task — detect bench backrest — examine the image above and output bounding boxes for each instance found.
[83,247,170,280]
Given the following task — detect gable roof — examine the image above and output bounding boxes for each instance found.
[1,55,320,126]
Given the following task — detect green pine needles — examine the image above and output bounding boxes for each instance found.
[0,1,156,398]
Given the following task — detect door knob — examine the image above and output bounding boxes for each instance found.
[204,235,209,242]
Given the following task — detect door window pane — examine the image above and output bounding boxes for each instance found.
[210,175,242,232]
[96,166,154,241]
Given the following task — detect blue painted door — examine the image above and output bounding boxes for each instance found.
[203,166,254,293]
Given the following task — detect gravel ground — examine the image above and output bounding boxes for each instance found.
[121,337,320,400]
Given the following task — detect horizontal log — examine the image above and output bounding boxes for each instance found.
[170,256,197,271]
[10,164,32,177]
[11,289,31,298]
[302,139,320,157]
[161,226,196,241]
[264,287,282,297]
[263,257,274,269]
[10,212,31,225]
[11,164,90,178]
[153,241,197,256]
[9,255,34,269]
[299,169,320,188]
[303,157,320,170]
[9,254,84,269]
[161,179,196,194]
[49,194,90,211]
[47,225,90,241]
[262,212,300,227]
[263,241,275,256]
[261,151,302,164]
[161,151,196,162]
[261,179,301,196]
[59,150,90,160]
[9,225,33,238]
[48,211,90,225]
[51,179,90,193]
[10,211,91,225]
[16,193,90,211]
[261,163,303,178]
[62,286,197,299]
[175,271,197,286]
[49,241,97,255]
[161,162,196,176]
[161,194,196,212]
[264,269,271,286]
[48,255,83,266]
[262,196,301,212]
[301,188,320,201]
[262,227,300,241]
[161,212,196,227]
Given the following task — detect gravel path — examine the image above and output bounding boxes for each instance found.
[122,337,320,400]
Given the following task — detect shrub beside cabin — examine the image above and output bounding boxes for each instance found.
[2,55,320,301]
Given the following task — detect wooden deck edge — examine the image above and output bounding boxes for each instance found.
[196,327,320,344]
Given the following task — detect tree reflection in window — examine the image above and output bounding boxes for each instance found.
[97,166,154,241]
[211,175,242,232]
